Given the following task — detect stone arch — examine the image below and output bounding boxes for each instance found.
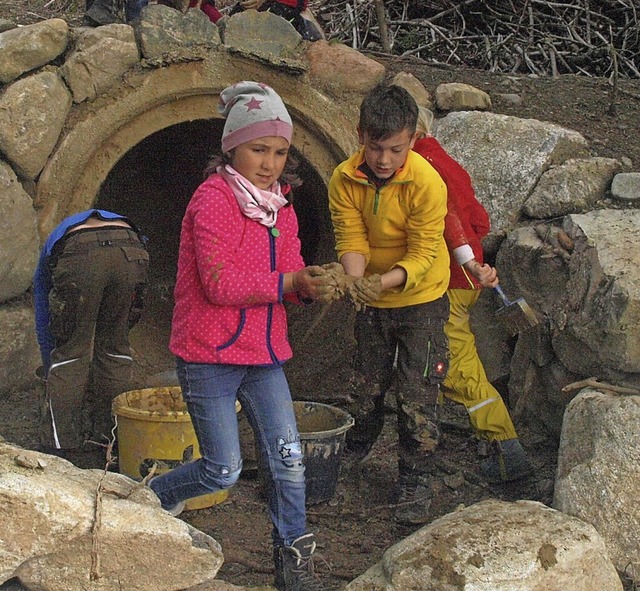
[35,57,358,261]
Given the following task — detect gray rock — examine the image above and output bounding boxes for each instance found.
[433,111,589,230]
[554,389,640,573]
[135,3,220,61]
[0,71,72,180]
[221,9,301,60]
[495,92,523,106]
[391,71,433,109]
[345,499,622,591]
[435,82,492,111]
[509,340,580,440]
[553,210,640,375]
[0,301,40,395]
[0,19,68,84]
[496,214,640,438]
[0,162,39,302]
[61,25,140,103]
[0,441,224,590]
[610,171,640,201]
[524,157,622,218]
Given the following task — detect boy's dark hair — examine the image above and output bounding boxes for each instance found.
[358,83,418,141]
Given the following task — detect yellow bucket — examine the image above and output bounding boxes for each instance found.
[112,387,237,511]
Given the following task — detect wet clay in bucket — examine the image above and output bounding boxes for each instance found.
[112,387,238,511]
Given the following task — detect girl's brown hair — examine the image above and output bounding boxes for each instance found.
[203,151,302,195]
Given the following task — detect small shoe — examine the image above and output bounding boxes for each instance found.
[275,533,328,591]
[146,476,186,517]
[394,475,432,526]
[480,438,535,484]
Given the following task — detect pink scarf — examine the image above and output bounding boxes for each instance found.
[218,165,288,228]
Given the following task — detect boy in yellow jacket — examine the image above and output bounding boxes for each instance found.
[328,83,450,525]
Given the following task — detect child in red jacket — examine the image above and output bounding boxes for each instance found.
[412,107,534,484]
[148,81,334,591]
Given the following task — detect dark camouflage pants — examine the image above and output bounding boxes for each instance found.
[344,296,450,476]
[43,227,148,449]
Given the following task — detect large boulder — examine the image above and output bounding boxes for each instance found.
[61,24,140,103]
[0,162,39,303]
[0,300,41,396]
[0,442,223,591]
[433,111,589,231]
[554,388,640,574]
[0,19,68,84]
[345,499,622,591]
[0,71,72,180]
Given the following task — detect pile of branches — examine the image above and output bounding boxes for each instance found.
[310,0,640,78]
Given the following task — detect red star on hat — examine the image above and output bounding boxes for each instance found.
[245,97,263,111]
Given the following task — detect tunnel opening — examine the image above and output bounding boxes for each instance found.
[94,118,336,381]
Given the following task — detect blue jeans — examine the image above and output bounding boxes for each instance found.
[149,360,307,546]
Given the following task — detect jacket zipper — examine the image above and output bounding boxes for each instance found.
[373,185,382,215]
[267,228,278,364]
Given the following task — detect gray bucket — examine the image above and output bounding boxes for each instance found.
[294,401,354,504]
[239,400,354,504]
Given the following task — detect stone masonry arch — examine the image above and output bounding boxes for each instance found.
[35,56,359,244]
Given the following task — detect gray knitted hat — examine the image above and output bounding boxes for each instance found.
[218,81,293,153]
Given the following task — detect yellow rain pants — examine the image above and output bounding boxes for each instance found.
[442,288,517,442]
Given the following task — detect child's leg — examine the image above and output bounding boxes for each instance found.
[149,360,243,510]
[442,288,517,441]
[393,296,449,525]
[443,289,533,483]
[239,365,306,546]
[343,307,397,458]
[394,296,450,473]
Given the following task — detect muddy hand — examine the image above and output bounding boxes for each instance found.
[294,266,337,302]
[465,260,499,288]
[351,274,383,310]
[320,262,360,301]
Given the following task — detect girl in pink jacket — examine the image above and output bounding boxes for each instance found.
[150,81,333,591]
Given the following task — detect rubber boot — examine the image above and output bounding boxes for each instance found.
[274,533,327,591]
[480,438,534,483]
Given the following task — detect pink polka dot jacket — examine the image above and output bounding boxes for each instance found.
[169,173,306,365]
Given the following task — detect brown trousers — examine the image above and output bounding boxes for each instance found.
[42,227,148,449]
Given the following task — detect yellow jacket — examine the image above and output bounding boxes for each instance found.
[329,147,450,308]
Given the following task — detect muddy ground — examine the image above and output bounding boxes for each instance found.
[1,1,640,589]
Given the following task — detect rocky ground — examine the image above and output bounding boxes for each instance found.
[1,1,639,590]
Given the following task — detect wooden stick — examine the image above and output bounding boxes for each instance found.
[608,43,619,115]
[373,0,391,53]
[562,377,640,396]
